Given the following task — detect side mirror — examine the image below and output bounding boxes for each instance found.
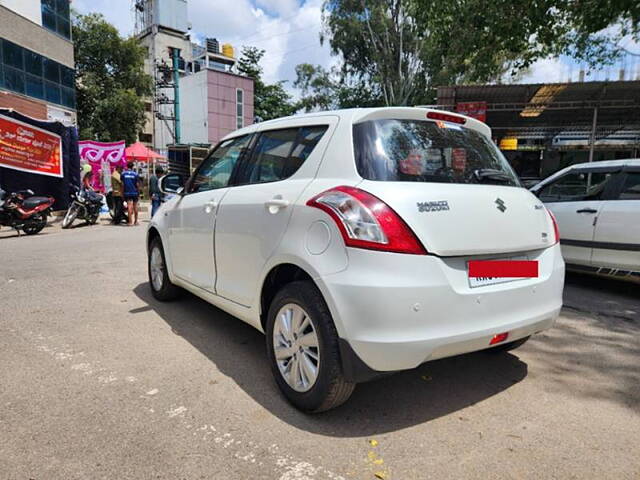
[160,174,185,195]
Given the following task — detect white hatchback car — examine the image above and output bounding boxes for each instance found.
[531,159,640,281]
[147,107,565,412]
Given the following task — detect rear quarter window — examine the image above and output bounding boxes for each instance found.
[236,125,328,185]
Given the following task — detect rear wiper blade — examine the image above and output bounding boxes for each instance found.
[472,169,512,183]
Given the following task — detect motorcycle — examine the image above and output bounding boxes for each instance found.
[105,191,128,224]
[61,185,104,229]
[0,187,54,235]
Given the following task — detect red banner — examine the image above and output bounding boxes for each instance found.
[0,114,63,177]
[456,101,487,123]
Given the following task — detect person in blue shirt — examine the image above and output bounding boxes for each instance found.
[121,161,141,226]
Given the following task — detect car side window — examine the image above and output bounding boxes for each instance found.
[188,135,251,194]
[615,173,640,200]
[236,126,328,185]
[538,171,614,202]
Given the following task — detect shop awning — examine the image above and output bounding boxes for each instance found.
[435,80,640,143]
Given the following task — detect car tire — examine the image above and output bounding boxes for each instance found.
[266,280,355,413]
[148,237,181,301]
[486,335,530,353]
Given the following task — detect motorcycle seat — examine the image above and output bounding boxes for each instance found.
[22,196,52,209]
[86,191,103,202]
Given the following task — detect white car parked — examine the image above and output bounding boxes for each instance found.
[147,107,564,412]
[531,159,640,281]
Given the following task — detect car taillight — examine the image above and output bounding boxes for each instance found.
[426,111,466,124]
[546,208,560,245]
[306,186,427,255]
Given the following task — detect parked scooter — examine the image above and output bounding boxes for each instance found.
[61,185,104,229]
[0,187,54,235]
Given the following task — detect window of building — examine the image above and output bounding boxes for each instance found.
[139,133,153,143]
[41,0,72,40]
[2,40,23,69]
[25,74,44,99]
[4,67,25,94]
[236,88,244,130]
[0,39,75,109]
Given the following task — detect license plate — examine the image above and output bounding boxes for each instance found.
[467,256,530,288]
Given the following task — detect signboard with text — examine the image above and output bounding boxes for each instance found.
[0,114,63,177]
[456,101,487,123]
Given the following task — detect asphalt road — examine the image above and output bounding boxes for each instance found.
[1,219,638,479]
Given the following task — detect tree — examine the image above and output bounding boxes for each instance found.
[237,47,297,121]
[320,0,640,106]
[294,63,380,111]
[73,13,152,143]
[322,0,428,106]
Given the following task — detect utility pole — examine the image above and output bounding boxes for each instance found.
[588,106,598,163]
[171,47,181,144]
[153,52,181,145]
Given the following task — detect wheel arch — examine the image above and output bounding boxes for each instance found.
[147,226,161,253]
[259,263,318,332]
[147,226,174,276]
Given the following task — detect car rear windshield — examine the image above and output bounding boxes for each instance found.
[353,119,520,186]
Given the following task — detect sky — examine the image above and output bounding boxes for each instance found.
[71,0,335,92]
[71,0,640,95]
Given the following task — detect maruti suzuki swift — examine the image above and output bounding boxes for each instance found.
[147,107,565,412]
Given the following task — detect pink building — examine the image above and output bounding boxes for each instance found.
[181,69,254,146]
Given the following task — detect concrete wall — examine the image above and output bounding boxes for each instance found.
[139,27,193,149]
[0,0,41,25]
[179,70,208,145]
[207,70,254,144]
[0,4,73,68]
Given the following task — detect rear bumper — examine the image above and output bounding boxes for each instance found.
[318,244,564,379]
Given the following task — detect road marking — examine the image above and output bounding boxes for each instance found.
[166,406,187,418]
[26,330,346,480]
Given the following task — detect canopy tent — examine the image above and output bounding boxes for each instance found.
[125,142,167,198]
[125,142,165,162]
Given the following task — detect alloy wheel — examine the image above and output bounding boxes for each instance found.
[150,246,164,291]
[273,303,320,392]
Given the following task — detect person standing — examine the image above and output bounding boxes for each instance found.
[149,166,164,218]
[121,161,141,226]
[110,165,125,225]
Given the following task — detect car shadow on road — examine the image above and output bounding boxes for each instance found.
[133,283,528,437]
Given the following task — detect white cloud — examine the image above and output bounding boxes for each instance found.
[71,0,135,35]
[254,0,299,17]
[72,0,332,93]
[517,57,569,84]
[189,0,330,88]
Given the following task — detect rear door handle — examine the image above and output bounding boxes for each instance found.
[204,199,218,213]
[576,208,597,214]
[265,198,290,209]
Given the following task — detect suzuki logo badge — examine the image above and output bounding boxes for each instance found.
[495,198,507,212]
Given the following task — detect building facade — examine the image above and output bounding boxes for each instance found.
[134,0,254,151]
[436,81,640,180]
[0,0,75,125]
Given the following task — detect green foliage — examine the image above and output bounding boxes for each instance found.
[294,63,380,111]
[73,13,152,144]
[312,0,640,109]
[237,46,297,121]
